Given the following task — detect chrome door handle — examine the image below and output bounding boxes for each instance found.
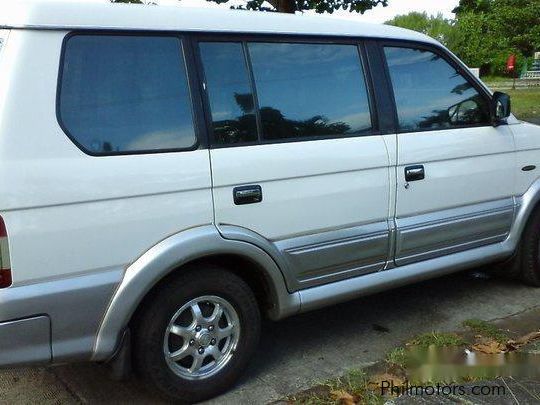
[405,165,425,182]
[233,185,263,205]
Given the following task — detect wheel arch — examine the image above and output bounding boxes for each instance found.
[92,225,300,361]
[508,178,540,251]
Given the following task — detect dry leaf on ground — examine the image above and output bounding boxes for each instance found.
[471,339,506,354]
[330,389,355,405]
[506,331,540,350]
[514,332,540,345]
[368,373,405,391]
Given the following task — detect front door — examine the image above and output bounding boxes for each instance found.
[382,44,516,266]
[196,38,393,290]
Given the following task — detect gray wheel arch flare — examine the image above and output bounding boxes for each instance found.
[92,225,300,361]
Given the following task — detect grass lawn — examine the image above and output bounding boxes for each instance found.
[482,75,514,84]
[482,75,540,120]
[505,87,540,119]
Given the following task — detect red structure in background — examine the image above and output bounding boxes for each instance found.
[507,54,516,89]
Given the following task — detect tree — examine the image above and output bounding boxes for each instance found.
[386,12,457,48]
[451,12,494,72]
[452,0,491,15]
[112,0,387,14]
[452,0,540,74]
[386,1,540,75]
[488,0,540,57]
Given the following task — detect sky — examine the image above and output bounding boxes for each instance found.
[157,0,460,23]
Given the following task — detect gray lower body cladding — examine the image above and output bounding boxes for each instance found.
[0,268,123,366]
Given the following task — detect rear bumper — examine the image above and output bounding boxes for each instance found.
[0,268,123,367]
[0,316,51,366]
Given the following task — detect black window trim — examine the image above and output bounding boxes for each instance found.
[56,31,497,155]
[377,39,495,135]
[243,42,264,144]
[192,33,380,149]
[364,40,397,135]
[56,30,206,157]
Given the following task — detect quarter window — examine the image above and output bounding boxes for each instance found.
[384,46,490,132]
[59,35,196,154]
[248,43,372,141]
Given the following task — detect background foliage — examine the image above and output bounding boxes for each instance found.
[113,0,539,76]
[387,0,540,76]
[111,0,387,14]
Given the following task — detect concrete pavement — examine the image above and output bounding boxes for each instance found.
[2,268,540,404]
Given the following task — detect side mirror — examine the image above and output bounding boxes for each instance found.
[491,91,511,126]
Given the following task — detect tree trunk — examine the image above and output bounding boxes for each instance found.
[267,0,296,13]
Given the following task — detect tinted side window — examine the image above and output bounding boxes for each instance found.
[60,35,196,154]
[199,42,258,145]
[248,43,372,141]
[384,47,490,132]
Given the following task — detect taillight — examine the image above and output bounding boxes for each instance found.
[0,217,11,288]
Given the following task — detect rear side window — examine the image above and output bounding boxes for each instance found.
[384,46,490,132]
[199,41,372,145]
[59,35,197,155]
[249,43,372,141]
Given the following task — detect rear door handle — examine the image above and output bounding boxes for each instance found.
[405,165,425,182]
[233,185,263,205]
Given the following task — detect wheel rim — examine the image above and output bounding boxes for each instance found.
[163,295,240,380]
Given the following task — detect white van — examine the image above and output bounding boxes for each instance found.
[1,0,540,402]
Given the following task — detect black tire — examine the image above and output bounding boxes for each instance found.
[519,208,540,286]
[491,246,522,280]
[133,265,261,403]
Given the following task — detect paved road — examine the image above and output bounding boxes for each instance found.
[525,117,540,125]
[2,268,540,404]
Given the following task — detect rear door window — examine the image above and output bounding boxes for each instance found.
[198,40,372,145]
[248,42,372,141]
[59,34,197,155]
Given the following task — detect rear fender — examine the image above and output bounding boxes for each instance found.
[92,225,299,361]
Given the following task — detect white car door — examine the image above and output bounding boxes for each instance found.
[382,44,516,266]
[196,38,393,290]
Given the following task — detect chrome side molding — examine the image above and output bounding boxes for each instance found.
[395,198,514,265]
[298,241,511,314]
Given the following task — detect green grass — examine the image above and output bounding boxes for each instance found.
[482,75,513,83]
[462,319,509,344]
[481,75,540,120]
[506,87,540,119]
[325,370,384,405]
[289,370,385,405]
[386,347,408,368]
[408,332,466,349]
[289,330,478,404]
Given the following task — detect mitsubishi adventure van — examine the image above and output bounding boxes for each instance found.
[1,0,540,402]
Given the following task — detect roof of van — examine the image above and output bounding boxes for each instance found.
[0,0,437,45]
